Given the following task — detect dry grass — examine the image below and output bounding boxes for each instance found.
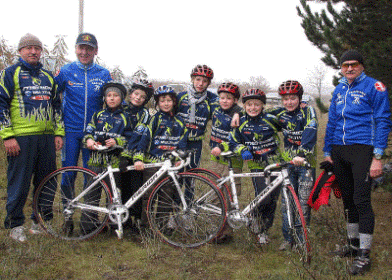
[1,107,392,279]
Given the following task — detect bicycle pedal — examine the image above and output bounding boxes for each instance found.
[115,229,123,240]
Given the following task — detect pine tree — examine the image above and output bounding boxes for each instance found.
[297,0,392,90]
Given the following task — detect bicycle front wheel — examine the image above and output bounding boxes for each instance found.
[283,185,311,263]
[33,167,112,241]
[147,172,227,248]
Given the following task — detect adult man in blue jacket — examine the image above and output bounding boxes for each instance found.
[324,50,391,275]
[55,33,111,171]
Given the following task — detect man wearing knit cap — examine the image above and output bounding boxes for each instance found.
[55,33,111,214]
[0,33,65,242]
[324,49,392,275]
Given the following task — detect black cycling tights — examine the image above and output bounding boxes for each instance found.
[331,144,374,234]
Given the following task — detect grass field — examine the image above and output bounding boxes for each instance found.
[1,108,392,279]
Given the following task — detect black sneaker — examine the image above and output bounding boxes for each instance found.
[330,245,358,257]
[349,256,371,275]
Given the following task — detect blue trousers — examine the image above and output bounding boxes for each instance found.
[281,165,314,242]
[4,135,57,229]
[62,131,90,168]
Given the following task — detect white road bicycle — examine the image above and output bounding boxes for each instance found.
[190,151,311,263]
[32,146,226,248]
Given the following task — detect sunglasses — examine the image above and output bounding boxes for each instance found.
[341,61,360,69]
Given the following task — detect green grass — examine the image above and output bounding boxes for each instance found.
[1,109,392,279]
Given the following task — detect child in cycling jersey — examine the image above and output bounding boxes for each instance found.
[209,82,243,243]
[176,65,219,170]
[82,82,131,234]
[229,89,281,245]
[267,80,317,251]
[119,79,154,229]
[132,85,188,228]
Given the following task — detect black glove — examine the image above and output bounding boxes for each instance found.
[119,156,130,173]
[319,160,334,172]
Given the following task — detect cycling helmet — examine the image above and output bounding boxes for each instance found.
[190,64,214,80]
[129,78,154,105]
[278,80,304,100]
[242,88,266,104]
[218,82,240,99]
[154,85,177,102]
[101,82,127,101]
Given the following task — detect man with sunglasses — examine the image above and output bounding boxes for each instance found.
[323,49,391,275]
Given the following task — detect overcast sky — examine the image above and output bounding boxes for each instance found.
[1,0,340,91]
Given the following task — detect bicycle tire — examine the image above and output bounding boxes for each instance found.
[188,168,232,201]
[147,172,227,248]
[284,185,311,263]
[33,166,112,241]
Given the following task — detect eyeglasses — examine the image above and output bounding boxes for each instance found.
[341,62,360,69]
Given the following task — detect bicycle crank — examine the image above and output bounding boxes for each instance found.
[227,210,247,229]
[108,204,129,224]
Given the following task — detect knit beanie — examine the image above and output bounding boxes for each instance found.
[340,50,364,65]
[18,33,43,51]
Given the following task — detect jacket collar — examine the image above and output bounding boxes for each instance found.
[339,72,367,86]
[76,60,95,71]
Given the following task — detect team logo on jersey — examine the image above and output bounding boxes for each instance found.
[30,95,50,101]
[214,118,222,127]
[103,123,113,132]
[375,81,386,92]
[32,77,41,86]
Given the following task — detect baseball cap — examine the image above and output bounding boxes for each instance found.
[76,33,98,49]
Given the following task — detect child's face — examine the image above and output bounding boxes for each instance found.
[105,91,122,109]
[159,95,174,113]
[219,92,237,110]
[128,89,147,107]
[282,94,300,112]
[192,76,210,93]
[245,99,263,117]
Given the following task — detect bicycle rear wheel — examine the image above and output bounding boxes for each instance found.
[283,185,311,263]
[33,167,112,241]
[147,172,226,248]
[188,168,232,201]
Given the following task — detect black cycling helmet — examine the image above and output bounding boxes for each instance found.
[242,88,266,104]
[278,80,304,100]
[101,82,127,101]
[129,78,154,105]
[218,82,240,99]
[190,64,214,80]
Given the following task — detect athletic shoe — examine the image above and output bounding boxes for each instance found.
[29,222,44,234]
[349,256,371,275]
[330,244,358,257]
[10,226,27,243]
[256,233,270,245]
[279,240,292,251]
[248,219,261,234]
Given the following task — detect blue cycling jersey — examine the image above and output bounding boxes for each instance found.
[324,72,391,156]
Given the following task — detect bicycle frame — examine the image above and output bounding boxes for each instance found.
[64,149,191,238]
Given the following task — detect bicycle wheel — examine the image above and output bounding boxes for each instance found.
[283,185,311,263]
[188,168,232,202]
[147,172,226,248]
[33,167,112,241]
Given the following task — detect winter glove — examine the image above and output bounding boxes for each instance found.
[119,156,130,173]
[241,150,253,161]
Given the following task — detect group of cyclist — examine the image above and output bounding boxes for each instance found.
[1,32,390,276]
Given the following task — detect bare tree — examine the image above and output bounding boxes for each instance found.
[0,37,17,71]
[305,62,327,98]
[238,75,271,94]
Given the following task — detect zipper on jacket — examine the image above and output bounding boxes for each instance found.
[83,67,88,132]
[341,84,351,145]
